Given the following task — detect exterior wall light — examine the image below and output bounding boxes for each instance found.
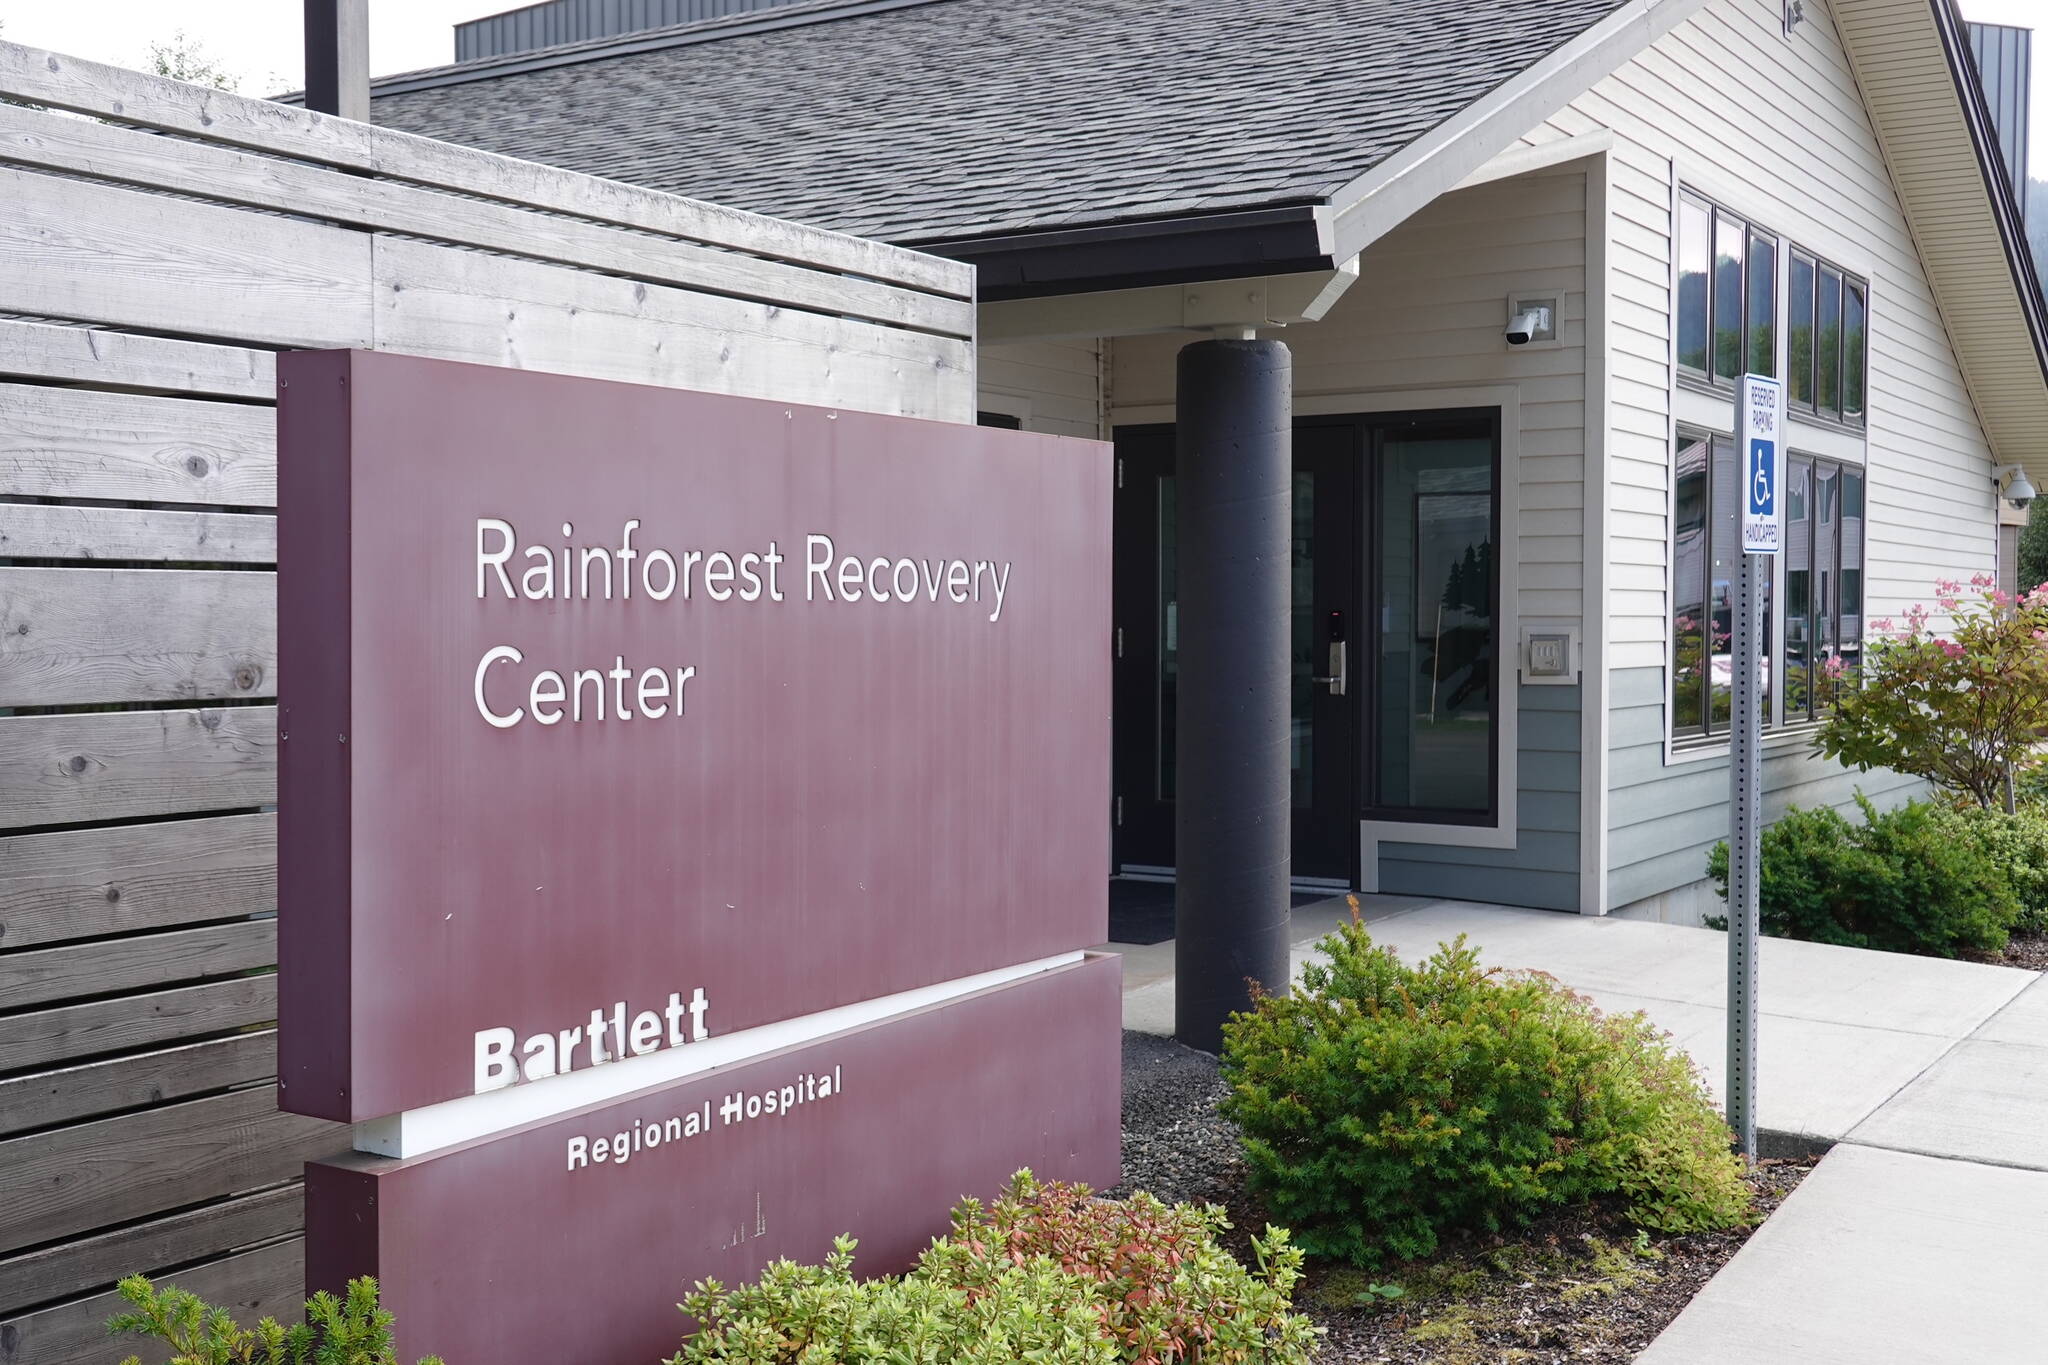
[1994,463,2036,510]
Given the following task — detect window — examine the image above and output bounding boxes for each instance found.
[1677,192,1777,386]
[1671,432,1863,742]
[1783,250,1868,427]
[1783,457,1866,721]
[1368,415,1501,823]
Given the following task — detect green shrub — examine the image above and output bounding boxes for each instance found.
[1950,803,2048,936]
[672,1172,1320,1364]
[1217,920,1752,1268]
[1708,795,2016,957]
[108,1275,441,1365]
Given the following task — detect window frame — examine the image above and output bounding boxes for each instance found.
[1676,190,1781,393]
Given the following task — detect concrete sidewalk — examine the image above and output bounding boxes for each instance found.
[1114,895,2034,1146]
[1106,895,2048,1362]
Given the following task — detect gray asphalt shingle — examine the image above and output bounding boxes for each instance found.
[370,0,1632,245]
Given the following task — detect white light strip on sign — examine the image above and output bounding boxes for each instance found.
[354,951,1088,1159]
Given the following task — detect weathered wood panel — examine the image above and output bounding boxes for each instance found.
[0,386,277,507]
[0,30,974,1330]
[0,707,275,830]
[0,977,276,1074]
[0,814,275,950]
[0,1090,341,1255]
[0,1237,304,1365]
[0,920,275,1012]
[0,1032,278,1138]
[0,101,972,339]
[373,235,975,419]
[0,41,968,299]
[0,569,275,707]
[0,167,372,350]
[0,1186,300,1321]
[0,506,277,565]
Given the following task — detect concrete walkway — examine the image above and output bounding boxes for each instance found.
[1105,893,2048,1362]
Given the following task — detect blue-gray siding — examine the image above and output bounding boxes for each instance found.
[1378,684,1582,912]
[455,0,807,62]
[1605,666,1923,908]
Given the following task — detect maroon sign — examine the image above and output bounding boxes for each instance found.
[308,955,1122,1365]
[277,351,1110,1122]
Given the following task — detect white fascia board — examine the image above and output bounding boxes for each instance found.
[1324,0,1708,264]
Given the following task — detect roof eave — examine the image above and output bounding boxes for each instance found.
[911,205,1333,302]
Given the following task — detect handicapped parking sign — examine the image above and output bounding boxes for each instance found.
[1738,375,1784,554]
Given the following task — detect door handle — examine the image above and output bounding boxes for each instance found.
[1312,640,1347,696]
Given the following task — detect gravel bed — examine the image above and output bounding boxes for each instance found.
[1998,931,2048,972]
[1112,1031,1813,1364]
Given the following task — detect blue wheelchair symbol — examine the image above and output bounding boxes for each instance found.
[1748,438,1774,516]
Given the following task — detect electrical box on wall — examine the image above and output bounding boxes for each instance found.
[1521,626,1579,684]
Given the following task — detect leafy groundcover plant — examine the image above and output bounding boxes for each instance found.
[672,1171,1320,1365]
[1707,795,2017,958]
[1220,917,1752,1268]
[108,1275,442,1365]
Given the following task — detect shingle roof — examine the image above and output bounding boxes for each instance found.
[369,0,1633,246]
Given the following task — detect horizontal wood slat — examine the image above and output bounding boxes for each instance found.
[0,569,276,708]
[0,1185,300,1319]
[0,977,277,1074]
[0,1032,277,1138]
[0,385,277,507]
[0,707,275,831]
[0,814,275,950]
[0,319,275,402]
[0,167,373,350]
[0,41,969,299]
[0,1236,304,1364]
[373,235,975,419]
[0,505,277,565]
[0,1088,342,1255]
[0,101,972,340]
[0,919,275,1012]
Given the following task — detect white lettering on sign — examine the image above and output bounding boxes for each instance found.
[563,1067,843,1172]
[474,987,710,1094]
[471,519,1015,728]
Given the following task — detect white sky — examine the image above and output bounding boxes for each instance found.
[0,0,2041,176]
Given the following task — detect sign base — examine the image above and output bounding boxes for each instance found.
[305,955,1122,1365]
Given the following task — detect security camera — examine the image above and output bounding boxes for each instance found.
[1995,464,2037,511]
[1505,307,1551,346]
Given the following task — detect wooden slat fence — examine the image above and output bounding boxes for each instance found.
[0,40,974,1364]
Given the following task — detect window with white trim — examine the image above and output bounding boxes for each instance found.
[1677,191,1777,386]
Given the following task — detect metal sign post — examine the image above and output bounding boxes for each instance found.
[1729,373,1784,1161]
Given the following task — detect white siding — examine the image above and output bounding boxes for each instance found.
[1535,0,1996,908]
[979,339,1104,438]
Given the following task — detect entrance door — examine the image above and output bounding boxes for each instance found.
[1112,420,1362,883]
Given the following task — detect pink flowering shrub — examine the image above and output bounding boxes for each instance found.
[1815,575,2048,810]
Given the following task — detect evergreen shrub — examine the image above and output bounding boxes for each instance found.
[1950,803,2048,936]
[1218,919,1752,1268]
[671,1171,1320,1364]
[108,1275,441,1365]
[1707,796,2016,957]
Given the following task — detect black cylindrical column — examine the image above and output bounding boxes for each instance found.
[1173,337,1292,1053]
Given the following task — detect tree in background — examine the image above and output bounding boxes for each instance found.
[147,31,239,91]
[2020,502,2048,595]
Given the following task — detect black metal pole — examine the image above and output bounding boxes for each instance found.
[304,0,371,121]
[1173,337,1293,1053]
